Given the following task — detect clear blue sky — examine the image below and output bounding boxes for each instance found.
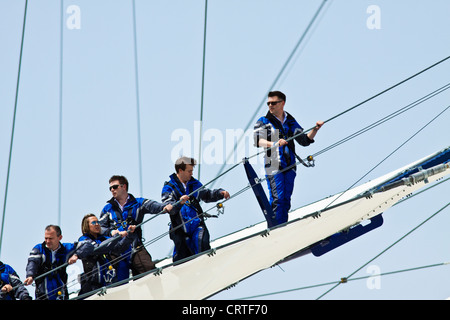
[1,0,449,300]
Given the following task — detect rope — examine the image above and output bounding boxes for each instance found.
[142,97,449,255]
[212,0,331,186]
[0,0,28,256]
[132,0,144,196]
[67,95,450,296]
[215,56,450,189]
[48,95,450,299]
[316,201,450,299]
[319,103,450,212]
[236,261,450,300]
[197,0,208,181]
[57,0,63,226]
[312,82,450,158]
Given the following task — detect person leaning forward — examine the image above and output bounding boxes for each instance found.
[99,175,187,281]
[24,225,82,300]
[77,213,138,297]
[161,157,230,262]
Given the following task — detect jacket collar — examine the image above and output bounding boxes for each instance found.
[107,193,137,209]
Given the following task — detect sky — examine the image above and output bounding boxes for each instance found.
[0,0,449,300]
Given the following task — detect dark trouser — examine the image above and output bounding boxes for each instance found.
[131,246,156,276]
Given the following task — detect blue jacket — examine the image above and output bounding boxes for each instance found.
[26,242,78,300]
[77,232,136,292]
[161,173,224,234]
[99,193,176,247]
[254,111,313,173]
[0,261,31,300]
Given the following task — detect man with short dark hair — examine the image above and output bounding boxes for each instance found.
[24,225,79,300]
[161,157,230,262]
[254,91,324,226]
[99,175,187,280]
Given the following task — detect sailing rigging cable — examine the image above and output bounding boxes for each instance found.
[69,158,449,299]
[83,80,450,276]
[132,0,144,196]
[237,260,450,300]
[135,80,450,234]
[197,0,208,181]
[316,201,450,300]
[319,103,450,212]
[212,0,331,186]
[66,165,449,299]
[58,0,63,226]
[66,95,450,298]
[44,72,450,299]
[117,69,450,259]
[0,0,28,256]
[3,2,449,299]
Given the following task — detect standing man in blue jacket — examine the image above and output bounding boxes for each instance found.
[254,91,323,226]
[99,175,187,281]
[161,157,230,262]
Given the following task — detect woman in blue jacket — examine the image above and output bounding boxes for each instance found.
[77,213,137,297]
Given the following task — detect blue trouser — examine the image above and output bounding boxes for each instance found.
[171,224,211,262]
[114,247,131,282]
[266,169,296,226]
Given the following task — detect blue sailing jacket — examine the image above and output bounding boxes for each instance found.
[254,111,313,173]
[26,242,77,300]
[161,173,224,234]
[0,262,31,300]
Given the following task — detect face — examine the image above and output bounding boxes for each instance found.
[178,164,194,183]
[87,216,101,236]
[109,180,127,199]
[267,96,285,115]
[44,228,62,251]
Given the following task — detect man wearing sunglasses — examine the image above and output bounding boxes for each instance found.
[254,91,323,226]
[99,175,188,281]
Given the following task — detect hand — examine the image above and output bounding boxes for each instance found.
[163,204,173,213]
[127,225,136,233]
[1,284,12,293]
[276,139,288,146]
[118,230,128,238]
[24,277,33,286]
[68,254,78,265]
[180,195,189,205]
[314,120,324,130]
[221,190,230,200]
[113,230,128,237]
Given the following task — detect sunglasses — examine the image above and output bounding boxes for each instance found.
[109,184,121,191]
[267,100,283,106]
[90,220,100,226]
